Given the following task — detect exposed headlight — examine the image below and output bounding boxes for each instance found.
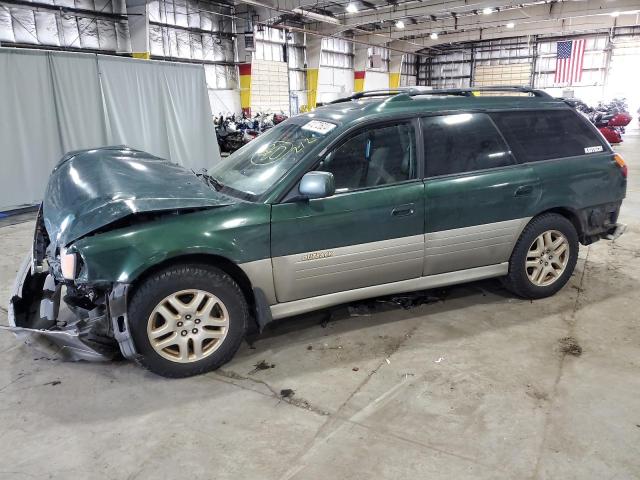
[60,248,78,280]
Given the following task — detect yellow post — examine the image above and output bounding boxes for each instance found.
[389,72,401,89]
[306,68,319,110]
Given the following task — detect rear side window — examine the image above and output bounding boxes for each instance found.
[490,110,606,163]
[422,113,514,177]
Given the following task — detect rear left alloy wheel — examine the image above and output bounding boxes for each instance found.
[502,213,579,299]
[128,264,248,378]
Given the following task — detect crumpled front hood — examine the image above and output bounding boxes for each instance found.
[43,147,236,247]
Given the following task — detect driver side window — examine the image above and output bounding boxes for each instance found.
[319,122,417,192]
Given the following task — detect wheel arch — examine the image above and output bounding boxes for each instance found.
[128,253,261,331]
[532,207,584,240]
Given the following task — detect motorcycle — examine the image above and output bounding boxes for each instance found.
[214,116,245,153]
[565,97,632,144]
[214,111,289,153]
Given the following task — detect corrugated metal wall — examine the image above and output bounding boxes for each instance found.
[318,36,353,103]
[419,50,472,88]
[0,0,131,51]
[287,30,305,112]
[534,34,607,88]
[401,53,417,87]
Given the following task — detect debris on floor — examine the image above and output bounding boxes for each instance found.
[559,336,583,357]
[434,357,444,363]
[526,384,549,402]
[378,289,448,310]
[249,360,276,374]
[280,388,295,398]
[352,367,359,372]
[348,304,374,316]
[43,380,61,386]
[319,313,332,328]
[306,345,313,351]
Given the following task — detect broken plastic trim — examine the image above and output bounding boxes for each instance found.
[108,283,138,361]
[4,253,116,362]
[0,324,112,362]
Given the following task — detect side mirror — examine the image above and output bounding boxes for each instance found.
[298,171,335,200]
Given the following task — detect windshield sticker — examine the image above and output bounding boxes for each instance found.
[302,120,337,135]
[584,146,603,153]
[251,138,318,165]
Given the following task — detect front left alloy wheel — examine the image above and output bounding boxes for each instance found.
[128,264,248,378]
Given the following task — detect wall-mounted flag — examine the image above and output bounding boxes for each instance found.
[555,39,585,85]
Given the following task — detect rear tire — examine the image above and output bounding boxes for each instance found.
[128,264,248,378]
[502,214,579,299]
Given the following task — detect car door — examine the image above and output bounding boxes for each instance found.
[270,119,425,303]
[421,112,541,276]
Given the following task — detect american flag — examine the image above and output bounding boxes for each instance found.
[555,39,585,85]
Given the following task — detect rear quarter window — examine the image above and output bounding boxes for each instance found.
[490,110,607,163]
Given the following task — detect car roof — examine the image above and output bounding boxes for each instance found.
[307,89,570,127]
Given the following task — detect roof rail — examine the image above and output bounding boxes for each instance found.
[329,88,417,104]
[428,86,552,98]
[329,86,552,104]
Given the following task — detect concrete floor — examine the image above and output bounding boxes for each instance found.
[1,133,639,480]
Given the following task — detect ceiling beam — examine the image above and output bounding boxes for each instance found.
[350,0,640,46]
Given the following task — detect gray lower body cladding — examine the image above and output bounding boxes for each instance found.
[424,218,531,275]
[242,217,532,320]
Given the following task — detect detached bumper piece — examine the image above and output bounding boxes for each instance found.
[605,223,627,241]
[3,254,132,362]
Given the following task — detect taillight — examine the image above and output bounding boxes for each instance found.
[614,153,627,178]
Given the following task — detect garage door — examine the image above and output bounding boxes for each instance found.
[606,34,640,118]
[251,59,290,114]
[473,63,531,89]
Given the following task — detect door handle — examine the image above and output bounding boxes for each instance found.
[514,185,534,197]
[391,204,415,217]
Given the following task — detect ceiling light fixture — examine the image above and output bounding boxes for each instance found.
[292,7,341,24]
[482,7,494,14]
[430,32,438,39]
[506,22,515,28]
[610,11,620,17]
[346,2,358,13]
[396,20,405,29]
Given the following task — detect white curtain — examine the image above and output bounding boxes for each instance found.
[0,49,62,209]
[50,52,108,151]
[0,48,220,210]
[98,56,219,171]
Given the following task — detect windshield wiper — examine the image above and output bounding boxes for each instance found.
[194,170,224,191]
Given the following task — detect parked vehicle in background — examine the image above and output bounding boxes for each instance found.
[6,87,627,378]
[215,112,289,153]
[566,97,632,144]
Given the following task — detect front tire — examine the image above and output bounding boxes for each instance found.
[128,264,248,378]
[502,214,579,299]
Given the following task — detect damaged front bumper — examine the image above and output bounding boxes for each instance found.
[2,253,138,362]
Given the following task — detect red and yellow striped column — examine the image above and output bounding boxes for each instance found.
[239,63,252,116]
[354,71,365,93]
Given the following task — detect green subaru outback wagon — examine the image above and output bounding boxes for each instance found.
[6,87,627,377]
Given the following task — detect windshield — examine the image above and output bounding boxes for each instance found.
[208,119,337,198]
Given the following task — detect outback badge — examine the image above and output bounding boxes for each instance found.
[302,251,334,261]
